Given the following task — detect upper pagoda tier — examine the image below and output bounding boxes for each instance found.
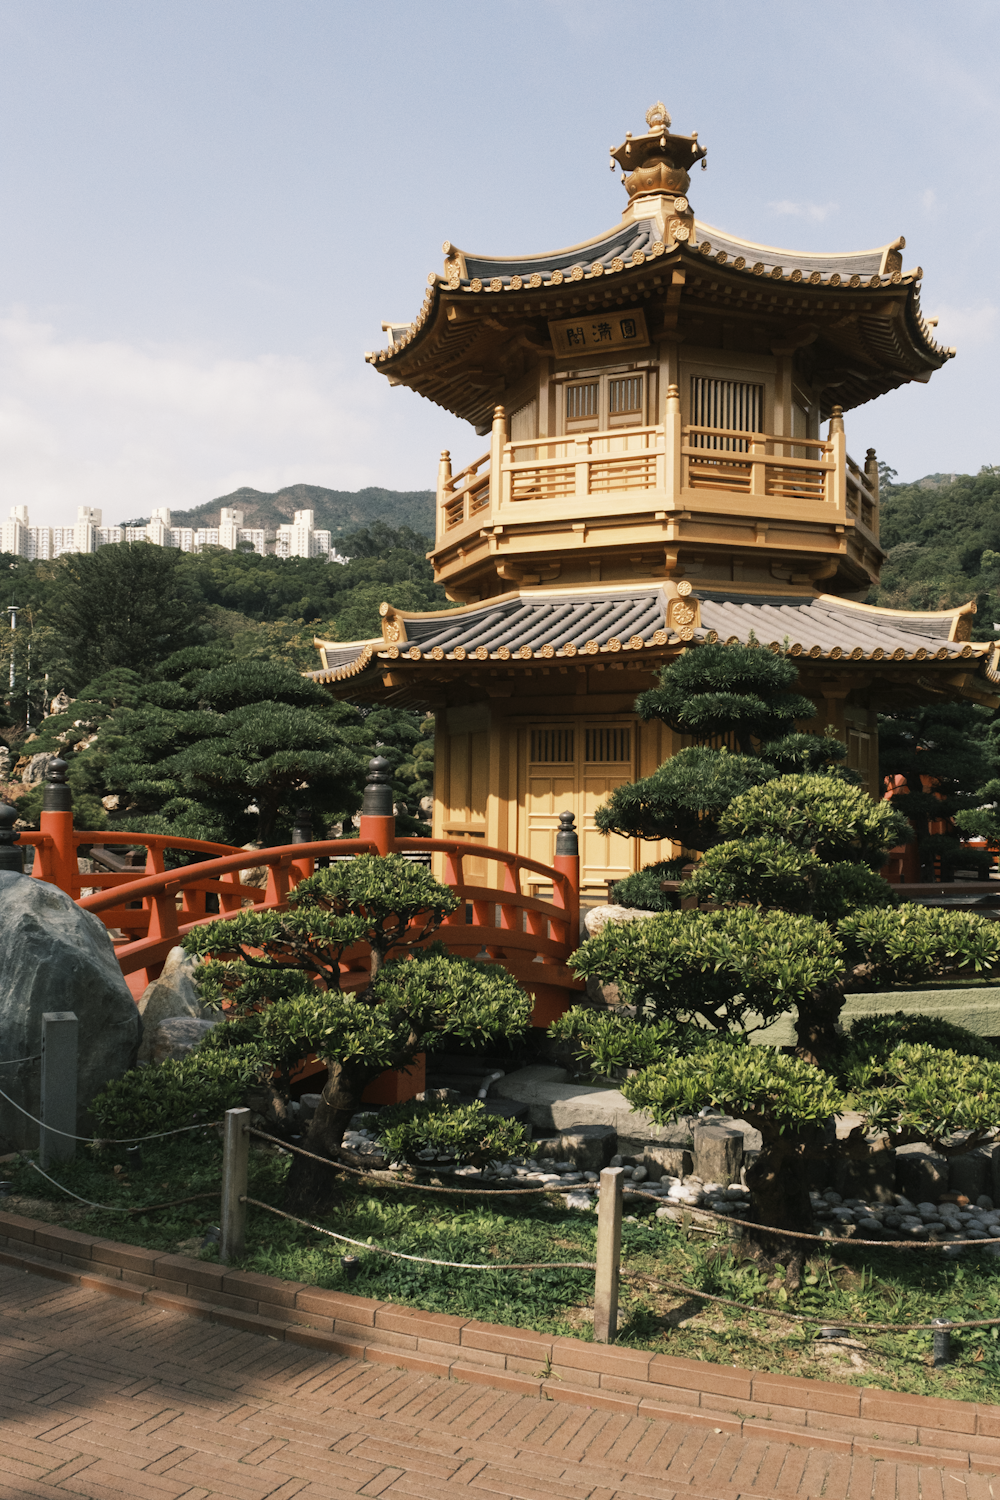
[366,103,954,603]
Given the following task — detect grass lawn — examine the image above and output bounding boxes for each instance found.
[6,1131,1000,1405]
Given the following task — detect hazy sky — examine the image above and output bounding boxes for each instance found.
[0,0,996,528]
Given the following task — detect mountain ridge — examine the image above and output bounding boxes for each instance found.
[117,482,435,537]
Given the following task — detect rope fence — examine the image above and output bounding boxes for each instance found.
[0,1085,223,1145]
[25,1160,220,1216]
[248,1127,1000,1250]
[242,1195,596,1271]
[622,1272,1000,1334]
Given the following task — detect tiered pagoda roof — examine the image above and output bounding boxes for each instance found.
[367,101,952,429]
[311,586,999,710]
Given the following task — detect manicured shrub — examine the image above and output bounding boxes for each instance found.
[371,1099,534,1169]
[548,1006,692,1076]
[569,906,843,1035]
[610,860,686,912]
[839,904,1000,988]
[90,1045,264,1139]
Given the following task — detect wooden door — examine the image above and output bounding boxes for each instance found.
[519,720,636,891]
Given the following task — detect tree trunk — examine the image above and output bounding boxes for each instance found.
[743,1134,820,1287]
[794,983,844,1069]
[284,1059,378,1214]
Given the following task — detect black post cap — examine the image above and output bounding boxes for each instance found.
[0,800,24,873]
[361,756,394,818]
[291,802,314,844]
[555,809,578,856]
[41,757,72,813]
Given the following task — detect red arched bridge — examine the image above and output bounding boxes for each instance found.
[11,759,583,1032]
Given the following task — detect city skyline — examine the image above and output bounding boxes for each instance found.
[0,503,346,562]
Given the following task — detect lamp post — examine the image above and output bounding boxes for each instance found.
[6,597,17,710]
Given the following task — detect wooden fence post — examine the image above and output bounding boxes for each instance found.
[594,1165,624,1343]
[220,1107,250,1264]
[40,1011,78,1169]
[357,757,396,855]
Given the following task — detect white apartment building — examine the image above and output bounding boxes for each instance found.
[274,509,345,561]
[2,504,344,562]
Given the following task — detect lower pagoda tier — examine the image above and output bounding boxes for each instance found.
[312,584,1000,896]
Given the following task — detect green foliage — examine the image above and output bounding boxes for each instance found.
[184,855,532,1184]
[569,907,844,1034]
[609,860,686,911]
[186,855,461,1005]
[621,1041,846,1140]
[548,1006,691,1074]
[89,1045,265,1138]
[845,1011,1000,1066]
[846,1043,1000,1149]
[879,701,996,877]
[838,905,1000,988]
[682,837,897,922]
[46,542,209,687]
[371,1098,534,1169]
[718,774,909,870]
[870,465,1000,630]
[635,640,816,751]
[596,746,777,849]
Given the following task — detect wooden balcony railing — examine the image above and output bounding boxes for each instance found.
[846,451,879,535]
[434,395,876,549]
[682,427,834,502]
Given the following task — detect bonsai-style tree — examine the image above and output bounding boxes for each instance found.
[598,639,853,859]
[183,853,533,1209]
[879,701,995,879]
[620,1034,1000,1279]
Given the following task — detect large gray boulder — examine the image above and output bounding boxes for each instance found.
[0,872,140,1149]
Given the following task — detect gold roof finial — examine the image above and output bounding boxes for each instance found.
[610,103,705,201]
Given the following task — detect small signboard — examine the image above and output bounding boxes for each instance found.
[548,308,650,358]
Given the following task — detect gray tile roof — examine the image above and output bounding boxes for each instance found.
[405,592,665,654]
[458,222,658,287]
[691,224,888,281]
[694,592,977,658]
[310,587,991,686]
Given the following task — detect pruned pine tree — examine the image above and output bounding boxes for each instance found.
[183,854,533,1211]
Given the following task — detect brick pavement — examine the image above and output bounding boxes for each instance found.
[0,1265,993,1500]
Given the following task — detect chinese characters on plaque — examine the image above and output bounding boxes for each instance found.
[547,308,650,357]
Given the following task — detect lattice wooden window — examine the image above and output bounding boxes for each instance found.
[585,727,631,762]
[566,381,599,423]
[530,728,575,763]
[609,376,643,416]
[690,377,763,451]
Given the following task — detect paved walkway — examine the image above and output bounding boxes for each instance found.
[0,1266,992,1500]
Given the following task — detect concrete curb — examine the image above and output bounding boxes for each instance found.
[1,1209,999,1472]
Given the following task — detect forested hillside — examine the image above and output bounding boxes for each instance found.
[869,465,1000,637]
[0,524,445,844]
[119,483,436,538]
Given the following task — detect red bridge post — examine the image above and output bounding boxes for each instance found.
[357,756,396,855]
[36,758,77,896]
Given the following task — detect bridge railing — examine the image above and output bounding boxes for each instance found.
[5,758,581,1023]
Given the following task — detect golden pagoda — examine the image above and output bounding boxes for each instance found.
[313,103,1000,897]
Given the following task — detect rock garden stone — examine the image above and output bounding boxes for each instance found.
[895,1142,948,1202]
[583,905,660,937]
[136,946,212,1062]
[146,1015,218,1065]
[692,1123,743,1186]
[0,870,140,1149]
[949,1150,990,1200]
